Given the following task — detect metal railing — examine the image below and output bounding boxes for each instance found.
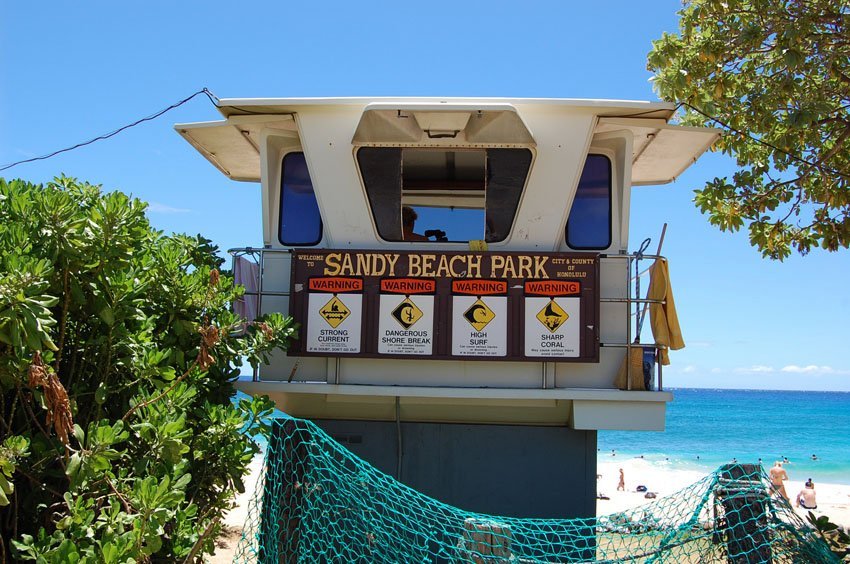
[598,252,667,391]
[228,247,667,391]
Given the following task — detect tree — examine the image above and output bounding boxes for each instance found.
[0,176,294,562]
[647,0,850,259]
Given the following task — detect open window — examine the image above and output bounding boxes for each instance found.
[358,147,532,243]
[279,152,322,246]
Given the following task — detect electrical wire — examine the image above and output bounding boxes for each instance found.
[0,88,220,172]
[2,88,846,181]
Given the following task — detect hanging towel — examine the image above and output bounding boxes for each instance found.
[234,256,260,322]
[647,258,684,365]
[614,347,648,390]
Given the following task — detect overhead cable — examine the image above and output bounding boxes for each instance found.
[0,88,220,172]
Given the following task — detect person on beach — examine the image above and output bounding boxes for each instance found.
[770,461,789,500]
[796,480,817,510]
[617,468,625,491]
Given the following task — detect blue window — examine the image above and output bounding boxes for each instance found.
[566,154,611,249]
[279,152,322,246]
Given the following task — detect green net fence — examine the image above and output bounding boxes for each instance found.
[233,417,837,563]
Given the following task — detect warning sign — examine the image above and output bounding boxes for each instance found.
[536,299,568,333]
[319,296,350,328]
[289,250,600,362]
[306,292,362,354]
[378,278,434,355]
[451,279,508,357]
[524,278,580,357]
[391,298,423,329]
[463,299,496,332]
[524,297,579,357]
[305,277,363,354]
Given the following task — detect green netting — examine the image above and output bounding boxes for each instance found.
[233,417,837,563]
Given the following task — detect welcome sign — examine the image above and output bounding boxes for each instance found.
[288,250,599,362]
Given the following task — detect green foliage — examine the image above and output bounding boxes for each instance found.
[0,176,295,562]
[0,436,29,506]
[807,512,850,560]
[648,0,850,259]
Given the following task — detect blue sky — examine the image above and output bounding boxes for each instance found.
[2,1,848,391]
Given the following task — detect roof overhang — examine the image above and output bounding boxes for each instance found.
[595,117,720,185]
[174,115,295,182]
[174,98,718,185]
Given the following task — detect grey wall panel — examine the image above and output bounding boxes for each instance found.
[314,419,596,520]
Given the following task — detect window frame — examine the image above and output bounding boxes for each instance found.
[355,146,534,244]
[565,153,613,251]
[278,151,323,247]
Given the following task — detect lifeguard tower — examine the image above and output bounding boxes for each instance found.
[176,97,717,519]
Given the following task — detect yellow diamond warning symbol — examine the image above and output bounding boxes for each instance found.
[391,298,423,329]
[463,299,496,332]
[319,295,350,328]
[536,299,569,333]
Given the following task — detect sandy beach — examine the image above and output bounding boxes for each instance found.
[596,457,850,527]
[209,454,850,562]
[209,455,265,563]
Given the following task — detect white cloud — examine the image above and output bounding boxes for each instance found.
[780,365,850,375]
[734,365,775,374]
[682,365,697,373]
[687,340,712,348]
[147,202,191,214]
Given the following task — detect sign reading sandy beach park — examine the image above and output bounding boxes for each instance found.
[289,250,599,361]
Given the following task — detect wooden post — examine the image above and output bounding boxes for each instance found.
[258,418,308,564]
[715,464,773,564]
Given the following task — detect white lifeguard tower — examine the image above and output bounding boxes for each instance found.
[176,97,717,518]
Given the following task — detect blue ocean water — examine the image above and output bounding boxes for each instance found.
[237,387,850,484]
[599,388,850,485]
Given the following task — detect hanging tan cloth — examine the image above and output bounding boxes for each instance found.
[614,347,648,390]
[614,258,684,390]
[647,258,684,365]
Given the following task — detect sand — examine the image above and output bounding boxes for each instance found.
[596,457,850,528]
[208,455,265,563]
[208,454,850,562]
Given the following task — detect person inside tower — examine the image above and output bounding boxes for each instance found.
[402,205,433,241]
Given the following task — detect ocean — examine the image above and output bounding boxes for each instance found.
[239,387,850,485]
[599,388,850,485]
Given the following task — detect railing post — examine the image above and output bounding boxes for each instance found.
[254,249,266,382]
